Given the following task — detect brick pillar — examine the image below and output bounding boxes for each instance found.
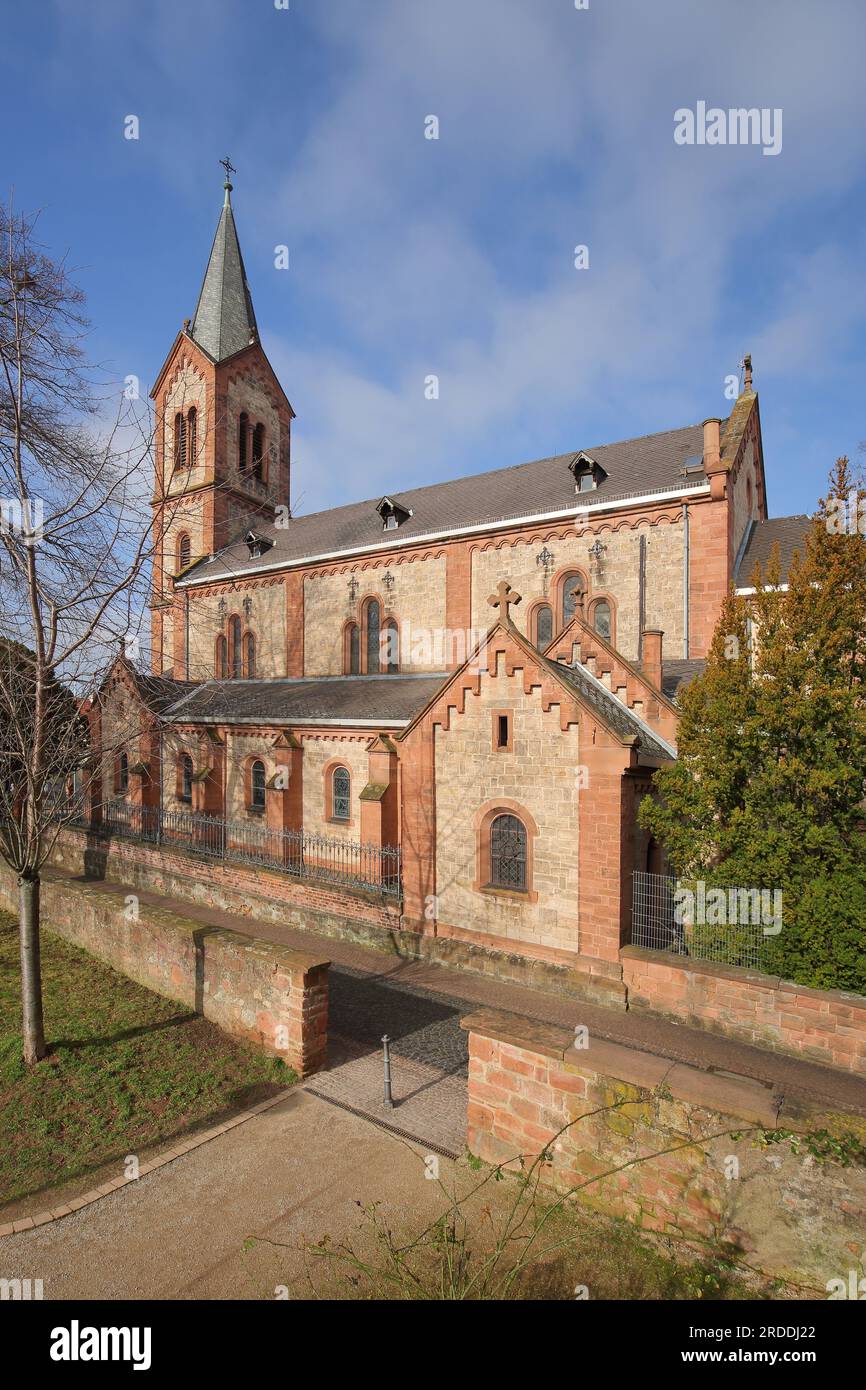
[285,572,305,676]
[360,736,399,848]
[398,724,436,929]
[196,731,225,815]
[642,630,663,692]
[578,741,632,965]
[446,541,473,669]
[272,733,303,832]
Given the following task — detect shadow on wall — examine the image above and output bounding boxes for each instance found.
[82,834,108,881]
[193,926,223,1016]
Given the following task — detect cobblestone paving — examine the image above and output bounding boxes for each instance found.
[305,965,469,1156]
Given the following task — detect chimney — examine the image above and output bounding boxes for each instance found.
[702,417,721,472]
[642,629,663,692]
[702,416,727,500]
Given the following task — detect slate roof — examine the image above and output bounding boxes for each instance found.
[551,660,675,761]
[130,671,199,714]
[735,515,811,587]
[181,420,721,585]
[162,674,450,726]
[635,658,706,701]
[190,190,259,363]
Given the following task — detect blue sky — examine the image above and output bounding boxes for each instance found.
[2,0,865,521]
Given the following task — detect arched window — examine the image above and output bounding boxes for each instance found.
[489,813,527,891]
[383,619,399,674]
[345,623,360,675]
[592,599,612,642]
[174,412,187,469]
[561,573,584,628]
[179,753,193,804]
[243,631,256,679]
[746,476,754,513]
[177,532,191,572]
[250,759,266,811]
[229,615,242,679]
[238,412,249,472]
[365,599,381,674]
[252,423,265,481]
[186,407,197,466]
[534,603,553,650]
[215,634,228,679]
[118,751,129,794]
[331,766,350,821]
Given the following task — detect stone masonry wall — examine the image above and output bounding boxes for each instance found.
[470,520,686,662]
[462,1007,866,1286]
[0,864,329,1076]
[304,556,448,675]
[301,735,371,840]
[622,946,866,1077]
[187,578,288,682]
[433,663,582,954]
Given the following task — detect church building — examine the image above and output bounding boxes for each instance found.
[91,177,810,988]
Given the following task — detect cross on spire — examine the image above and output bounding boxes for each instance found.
[488,580,522,623]
[219,156,236,182]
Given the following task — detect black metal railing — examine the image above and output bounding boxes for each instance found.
[94,800,402,898]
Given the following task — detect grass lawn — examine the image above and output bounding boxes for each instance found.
[0,910,295,1207]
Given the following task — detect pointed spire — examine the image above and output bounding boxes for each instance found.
[189,160,258,362]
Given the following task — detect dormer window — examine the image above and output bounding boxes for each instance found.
[245,530,273,559]
[376,496,412,532]
[568,451,607,494]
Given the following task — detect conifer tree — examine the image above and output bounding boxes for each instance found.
[640,459,866,991]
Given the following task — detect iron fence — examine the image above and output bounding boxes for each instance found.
[98,800,402,898]
[631,870,766,970]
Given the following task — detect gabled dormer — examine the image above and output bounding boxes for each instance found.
[568,451,608,494]
[245,529,273,559]
[376,496,413,532]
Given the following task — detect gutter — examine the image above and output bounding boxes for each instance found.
[682,500,690,660]
[175,483,712,590]
[162,715,410,730]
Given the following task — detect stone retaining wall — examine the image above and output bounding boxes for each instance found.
[0,866,329,1076]
[462,1007,866,1287]
[622,945,866,1076]
[48,827,625,1007]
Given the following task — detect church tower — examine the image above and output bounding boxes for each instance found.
[149,165,295,676]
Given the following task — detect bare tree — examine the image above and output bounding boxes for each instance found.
[0,197,200,1063]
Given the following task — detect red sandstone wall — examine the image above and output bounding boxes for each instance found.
[461,1008,866,1278]
[622,946,866,1076]
[0,864,329,1076]
[51,826,402,934]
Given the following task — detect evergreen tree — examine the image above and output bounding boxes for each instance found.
[640,459,866,991]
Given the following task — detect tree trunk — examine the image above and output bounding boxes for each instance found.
[18,874,46,1063]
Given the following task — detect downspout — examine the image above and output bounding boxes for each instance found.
[682,500,690,660]
[638,533,647,660]
[184,591,190,681]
